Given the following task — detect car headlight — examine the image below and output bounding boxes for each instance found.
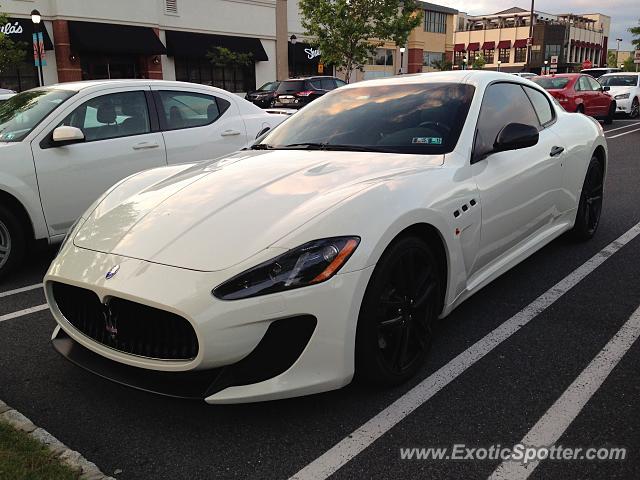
[614,93,630,100]
[213,237,360,300]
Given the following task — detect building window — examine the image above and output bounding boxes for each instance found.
[423,51,443,67]
[174,57,255,93]
[424,10,447,34]
[368,48,394,66]
[515,47,527,63]
[498,48,510,63]
[454,50,465,64]
[483,49,494,63]
[544,44,561,60]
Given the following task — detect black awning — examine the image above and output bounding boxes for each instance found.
[0,17,54,50]
[68,21,166,55]
[290,42,321,65]
[165,30,268,61]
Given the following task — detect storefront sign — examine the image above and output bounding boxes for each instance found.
[304,47,320,60]
[634,50,640,64]
[32,31,47,67]
[0,21,24,35]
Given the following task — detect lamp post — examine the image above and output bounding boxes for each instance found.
[497,60,501,72]
[544,59,548,75]
[462,57,467,70]
[616,38,623,66]
[399,47,405,74]
[290,34,297,78]
[31,9,45,87]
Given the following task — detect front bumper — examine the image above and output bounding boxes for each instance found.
[45,246,373,403]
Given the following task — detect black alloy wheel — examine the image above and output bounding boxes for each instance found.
[630,97,639,119]
[604,101,615,125]
[571,157,604,241]
[356,236,441,386]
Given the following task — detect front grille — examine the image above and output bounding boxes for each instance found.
[51,282,198,360]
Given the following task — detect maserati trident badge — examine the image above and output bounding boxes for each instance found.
[105,264,120,280]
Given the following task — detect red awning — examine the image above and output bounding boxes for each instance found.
[595,44,602,50]
[467,42,480,51]
[497,40,511,49]
[513,39,528,48]
[454,43,466,52]
[481,41,495,50]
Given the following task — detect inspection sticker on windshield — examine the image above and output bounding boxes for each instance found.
[412,137,442,145]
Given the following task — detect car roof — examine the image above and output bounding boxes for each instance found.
[281,76,338,81]
[582,67,619,71]
[43,79,232,93]
[600,72,638,76]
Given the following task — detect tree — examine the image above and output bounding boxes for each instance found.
[607,50,617,68]
[298,0,422,83]
[206,46,253,68]
[622,55,635,72]
[471,54,486,70]
[0,9,27,75]
[629,19,640,49]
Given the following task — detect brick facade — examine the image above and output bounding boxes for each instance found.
[407,48,423,74]
[53,20,82,83]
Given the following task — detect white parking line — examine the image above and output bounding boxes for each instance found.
[607,127,640,139]
[289,221,640,480]
[0,304,49,323]
[0,283,43,298]
[604,121,640,133]
[489,303,640,480]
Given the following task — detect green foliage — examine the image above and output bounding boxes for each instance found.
[430,58,452,71]
[206,46,253,68]
[0,9,27,75]
[622,55,635,72]
[607,50,618,67]
[471,54,486,70]
[629,19,640,49]
[298,0,422,82]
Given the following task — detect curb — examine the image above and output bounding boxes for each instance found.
[0,399,115,480]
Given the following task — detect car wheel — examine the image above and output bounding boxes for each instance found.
[355,236,441,386]
[576,104,584,114]
[0,204,26,279]
[604,102,615,125]
[630,97,639,119]
[571,157,604,241]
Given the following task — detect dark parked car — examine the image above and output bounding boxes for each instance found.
[245,81,280,108]
[273,76,346,109]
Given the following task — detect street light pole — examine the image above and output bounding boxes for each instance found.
[497,60,501,72]
[616,38,623,66]
[290,34,297,78]
[525,0,535,72]
[399,47,405,74]
[462,57,467,70]
[31,9,45,87]
[544,60,548,75]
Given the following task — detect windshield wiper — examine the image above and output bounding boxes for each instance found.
[280,142,394,153]
[250,143,275,150]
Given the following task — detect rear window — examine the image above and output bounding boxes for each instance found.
[532,77,570,90]
[277,81,305,93]
[260,82,476,155]
[599,75,639,87]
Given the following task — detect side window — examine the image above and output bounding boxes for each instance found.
[320,78,335,90]
[60,91,150,142]
[306,79,322,90]
[523,86,554,126]
[577,76,591,92]
[474,83,540,162]
[587,77,602,91]
[157,91,225,131]
[335,79,347,87]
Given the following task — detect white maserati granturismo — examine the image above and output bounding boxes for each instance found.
[45,71,607,404]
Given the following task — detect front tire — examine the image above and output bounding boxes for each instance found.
[355,236,441,386]
[0,205,26,280]
[571,157,604,241]
[630,97,639,119]
[604,101,615,125]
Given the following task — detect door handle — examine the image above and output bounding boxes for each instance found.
[221,130,241,137]
[550,146,564,157]
[132,142,159,150]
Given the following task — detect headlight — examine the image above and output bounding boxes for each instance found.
[213,237,360,300]
[614,93,630,100]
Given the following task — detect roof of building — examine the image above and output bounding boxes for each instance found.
[417,1,458,15]
[494,7,528,15]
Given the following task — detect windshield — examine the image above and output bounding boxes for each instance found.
[532,77,570,90]
[581,69,618,78]
[599,75,639,87]
[258,82,279,92]
[258,82,475,155]
[0,89,75,142]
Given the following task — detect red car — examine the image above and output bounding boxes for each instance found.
[532,74,616,124]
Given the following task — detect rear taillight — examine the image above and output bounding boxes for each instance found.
[296,91,314,97]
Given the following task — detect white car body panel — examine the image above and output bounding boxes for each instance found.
[44,71,608,403]
[0,80,287,242]
[599,73,640,115]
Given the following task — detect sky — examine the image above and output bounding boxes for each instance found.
[435,0,639,50]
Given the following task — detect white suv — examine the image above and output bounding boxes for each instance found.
[0,80,287,277]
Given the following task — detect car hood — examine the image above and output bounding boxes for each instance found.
[607,86,635,96]
[74,150,442,271]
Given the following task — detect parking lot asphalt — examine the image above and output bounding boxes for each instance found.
[1,119,640,480]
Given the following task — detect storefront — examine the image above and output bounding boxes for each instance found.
[165,31,268,93]
[0,17,53,91]
[288,42,325,77]
[66,21,166,80]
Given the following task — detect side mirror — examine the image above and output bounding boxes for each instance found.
[52,126,84,145]
[494,123,539,152]
[602,85,611,91]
